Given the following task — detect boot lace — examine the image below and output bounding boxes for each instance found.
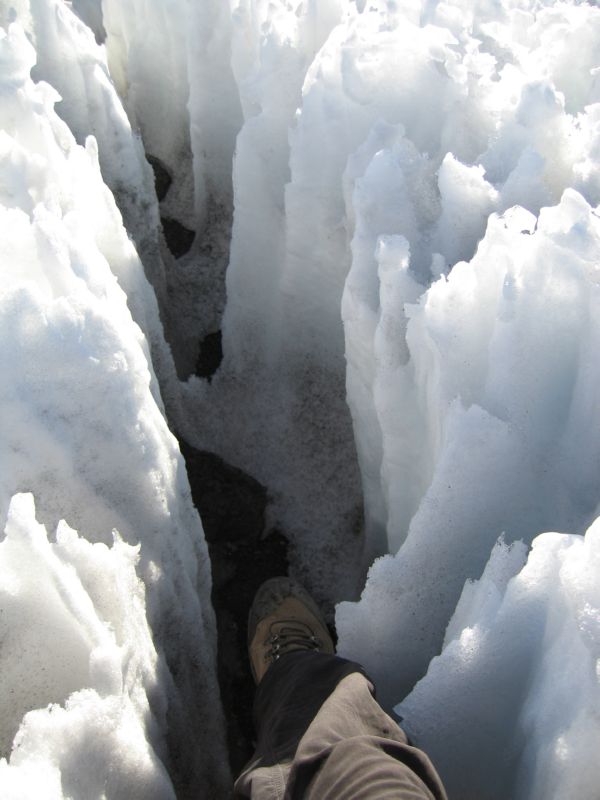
[264,619,323,665]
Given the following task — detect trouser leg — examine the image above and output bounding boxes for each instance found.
[234,651,447,800]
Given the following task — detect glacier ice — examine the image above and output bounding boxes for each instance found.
[0,18,228,797]
[180,0,600,613]
[0,493,175,800]
[0,0,188,412]
[333,3,600,790]
[396,521,600,800]
[180,0,368,604]
[337,188,600,704]
[100,0,194,231]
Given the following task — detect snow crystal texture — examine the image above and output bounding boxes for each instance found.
[0,16,228,798]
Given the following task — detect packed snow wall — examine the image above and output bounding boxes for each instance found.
[337,190,600,798]
[0,11,229,799]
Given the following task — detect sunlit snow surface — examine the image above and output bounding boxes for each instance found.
[1,0,600,798]
[0,14,227,798]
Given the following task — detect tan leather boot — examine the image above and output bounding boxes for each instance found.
[248,577,335,683]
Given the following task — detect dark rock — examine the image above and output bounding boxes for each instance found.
[181,447,266,544]
[196,331,223,382]
[71,1,107,44]
[146,154,173,201]
[179,440,289,776]
[161,217,196,259]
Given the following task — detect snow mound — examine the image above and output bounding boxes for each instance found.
[397,519,600,800]
[0,493,174,800]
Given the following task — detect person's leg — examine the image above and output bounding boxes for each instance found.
[234,579,447,800]
[234,650,366,799]
[250,650,368,766]
[284,667,446,799]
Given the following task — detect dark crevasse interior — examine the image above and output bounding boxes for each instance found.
[144,156,326,781]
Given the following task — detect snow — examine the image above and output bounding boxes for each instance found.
[2,0,600,798]
[331,4,600,792]
[101,0,194,231]
[396,521,600,800]
[337,187,600,708]
[0,493,175,800]
[0,0,181,406]
[180,0,367,602]
[0,17,228,797]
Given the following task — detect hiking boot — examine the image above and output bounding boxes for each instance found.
[248,577,335,683]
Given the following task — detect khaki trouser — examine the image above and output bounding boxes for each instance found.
[234,652,447,800]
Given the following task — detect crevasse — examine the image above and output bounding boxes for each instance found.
[1,1,599,798]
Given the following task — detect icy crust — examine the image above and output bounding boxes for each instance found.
[0,22,228,797]
[337,190,600,704]
[396,521,600,800]
[0,494,175,800]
